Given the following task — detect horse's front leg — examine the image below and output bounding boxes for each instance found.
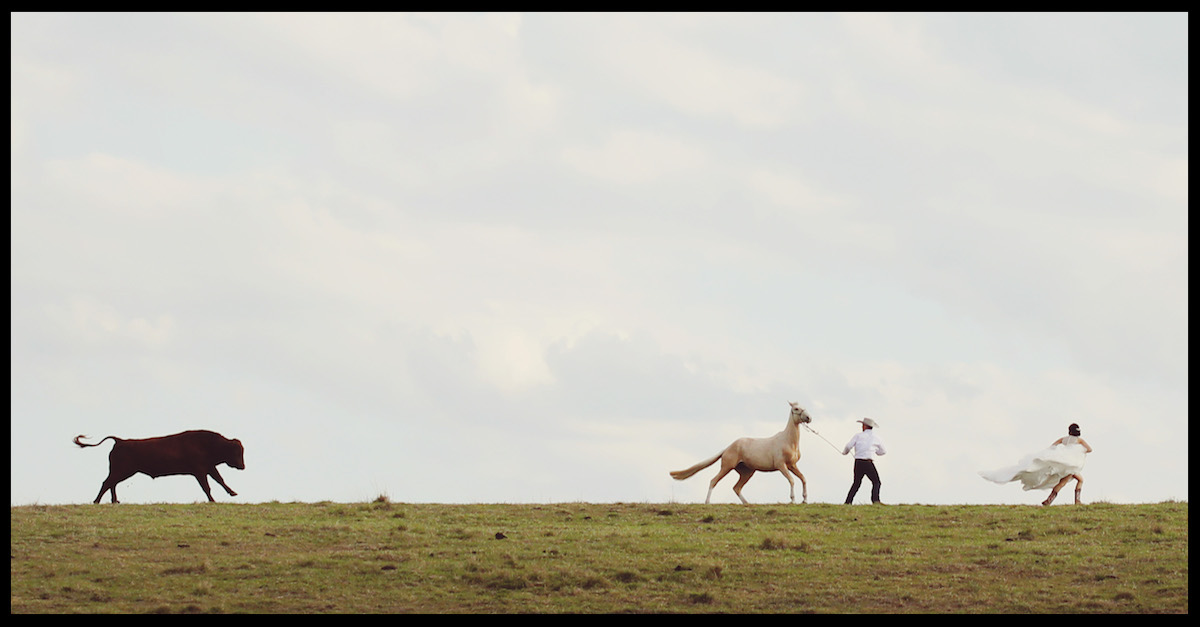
[776,464,796,504]
[787,463,808,504]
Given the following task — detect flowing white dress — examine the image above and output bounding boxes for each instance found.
[979,436,1088,491]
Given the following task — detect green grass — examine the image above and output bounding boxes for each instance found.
[10,500,1188,613]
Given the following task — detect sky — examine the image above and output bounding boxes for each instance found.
[10,12,1188,506]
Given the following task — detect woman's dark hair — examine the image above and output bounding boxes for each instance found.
[1068,423,1081,437]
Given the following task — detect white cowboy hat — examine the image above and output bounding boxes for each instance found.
[857,418,879,428]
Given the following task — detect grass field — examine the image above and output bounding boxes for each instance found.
[10,500,1187,613]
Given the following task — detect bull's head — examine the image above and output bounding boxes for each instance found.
[227,438,246,470]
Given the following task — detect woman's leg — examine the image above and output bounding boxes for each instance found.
[1043,475,1072,506]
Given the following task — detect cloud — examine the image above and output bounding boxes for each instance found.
[562,130,709,185]
[10,13,1187,506]
[42,297,176,350]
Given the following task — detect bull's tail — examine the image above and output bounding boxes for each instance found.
[73,435,118,448]
[670,451,724,481]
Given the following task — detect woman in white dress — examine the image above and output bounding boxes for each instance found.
[980,423,1093,505]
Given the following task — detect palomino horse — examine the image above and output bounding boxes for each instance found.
[670,402,812,505]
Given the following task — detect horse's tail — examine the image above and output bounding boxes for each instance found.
[73,435,118,449]
[670,451,723,481]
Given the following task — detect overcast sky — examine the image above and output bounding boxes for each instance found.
[11,13,1188,506]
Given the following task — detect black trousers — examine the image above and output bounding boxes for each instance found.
[845,458,882,504]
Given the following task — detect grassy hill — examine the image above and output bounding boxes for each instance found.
[10,500,1187,613]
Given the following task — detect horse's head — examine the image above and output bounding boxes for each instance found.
[788,402,813,424]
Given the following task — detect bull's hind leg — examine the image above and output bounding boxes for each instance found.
[96,469,135,504]
[732,467,755,505]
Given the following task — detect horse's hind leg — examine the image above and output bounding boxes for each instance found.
[732,467,754,505]
[706,465,734,504]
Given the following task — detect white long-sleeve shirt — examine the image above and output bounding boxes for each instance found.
[843,429,887,460]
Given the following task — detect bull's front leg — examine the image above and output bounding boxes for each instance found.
[194,474,217,502]
[209,467,237,497]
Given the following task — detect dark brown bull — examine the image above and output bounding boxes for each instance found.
[73,430,245,503]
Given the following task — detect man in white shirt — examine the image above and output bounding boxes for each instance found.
[842,418,887,504]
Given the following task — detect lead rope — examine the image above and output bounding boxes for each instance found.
[804,424,843,453]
